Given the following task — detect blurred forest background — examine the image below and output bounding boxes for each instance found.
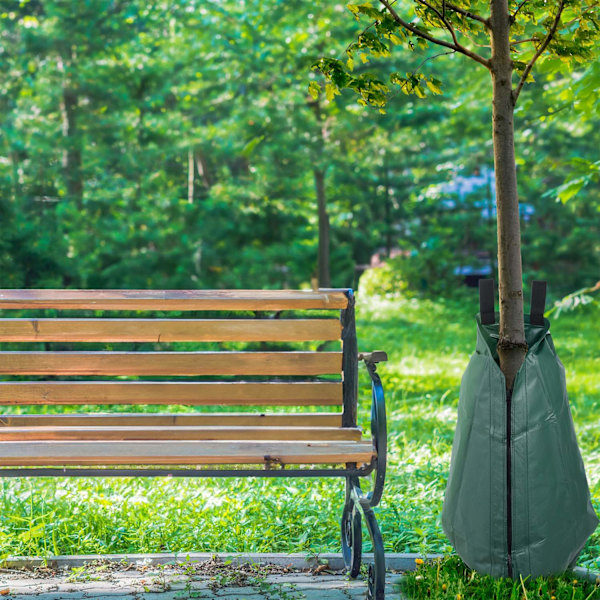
[1,0,599,297]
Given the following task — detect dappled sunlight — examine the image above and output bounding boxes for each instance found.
[391,356,467,377]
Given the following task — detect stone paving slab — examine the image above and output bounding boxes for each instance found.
[0,566,404,599]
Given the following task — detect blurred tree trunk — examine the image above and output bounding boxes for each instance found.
[188,148,195,203]
[195,152,213,189]
[58,56,83,209]
[314,167,331,287]
[309,95,331,288]
[383,153,392,257]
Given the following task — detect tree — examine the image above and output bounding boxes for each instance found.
[314,0,600,389]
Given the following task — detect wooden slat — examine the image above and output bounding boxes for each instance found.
[0,440,375,465]
[0,289,349,311]
[0,382,342,405]
[0,318,342,342]
[0,352,342,376]
[0,413,343,427]
[0,426,362,442]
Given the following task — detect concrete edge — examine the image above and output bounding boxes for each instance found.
[1,553,597,583]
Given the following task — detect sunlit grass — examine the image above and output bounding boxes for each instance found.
[0,293,598,571]
[401,556,599,600]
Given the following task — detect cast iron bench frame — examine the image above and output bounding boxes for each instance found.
[0,288,388,599]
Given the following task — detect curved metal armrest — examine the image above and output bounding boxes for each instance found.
[359,351,387,508]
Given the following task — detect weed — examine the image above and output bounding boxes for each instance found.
[148,563,171,592]
[65,561,112,583]
[174,560,305,600]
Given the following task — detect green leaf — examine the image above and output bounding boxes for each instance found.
[308,81,321,100]
[426,78,443,95]
[241,135,265,158]
[325,82,340,101]
[19,523,45,543]
[556,177,587,203]
[347,3,382,20]
[414,84,426,98]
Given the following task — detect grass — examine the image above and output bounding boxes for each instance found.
[0,292,598,575]
[401,556,600,600]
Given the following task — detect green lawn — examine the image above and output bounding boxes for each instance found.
[0,293,598,571]
[401,556,600,600]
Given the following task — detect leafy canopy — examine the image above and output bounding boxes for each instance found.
[312,0,600,109]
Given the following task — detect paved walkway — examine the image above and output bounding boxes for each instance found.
[0,560,404,599]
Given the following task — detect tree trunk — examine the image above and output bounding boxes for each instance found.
[314,167,331,288]
[58,54,83,209]
[61,86,83,207]
[490,0,527,390]
[135,79,147,202]
[383,154,392,257]
[188,148,195,203]
[9,148,21,205]
[308,95,331,288]
[195,152,213,189]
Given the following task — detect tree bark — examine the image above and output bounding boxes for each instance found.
[314,167,331,288]
[490,0,527,390]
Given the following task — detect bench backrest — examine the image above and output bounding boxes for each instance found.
[0,289,358,431]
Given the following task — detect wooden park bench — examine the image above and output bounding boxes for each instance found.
[0,288,388,599]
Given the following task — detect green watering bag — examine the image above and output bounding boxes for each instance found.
[442,281,598,578]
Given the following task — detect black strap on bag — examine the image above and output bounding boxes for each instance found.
[479,278,495,325]
[530,280,547,325]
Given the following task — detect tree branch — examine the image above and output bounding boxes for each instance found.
[415,0,460,46]
[377,0,490,68]
[414,49,456,72]
[512,0,565,103]
[510,37,539,45]
[511,0,529,22]
[445,2,490,27]
[384,50,455,102]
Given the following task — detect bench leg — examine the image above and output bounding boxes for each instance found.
[345,476,386,600]
[361,500,385,600]
[341,476,362,577]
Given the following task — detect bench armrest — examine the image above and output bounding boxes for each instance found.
[359,351,387,508]
[358,351,388,364]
